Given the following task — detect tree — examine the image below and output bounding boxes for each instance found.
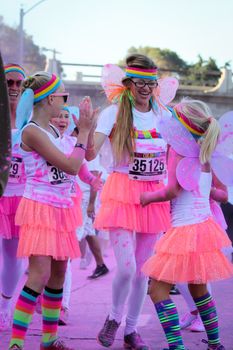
[0,16,46,74]
[187,55,221,86]
[119,46,187,72]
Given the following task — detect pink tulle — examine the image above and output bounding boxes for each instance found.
[94,172,170,233]
[0,196,22,239]
[142,217,233,284]
[16,198,80,260]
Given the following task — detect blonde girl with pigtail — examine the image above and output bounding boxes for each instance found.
[86,54,178,350]
[8,72,96,350]
[140,98,233,350]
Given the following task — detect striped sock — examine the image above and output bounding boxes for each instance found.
[9,286,39,348]
[154,299,185,350]
[194,293,220,348]
[41,286,63,348]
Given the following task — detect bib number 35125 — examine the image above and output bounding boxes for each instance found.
[128,152,166,181]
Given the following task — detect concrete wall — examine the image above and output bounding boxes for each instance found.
[64,81,233,118]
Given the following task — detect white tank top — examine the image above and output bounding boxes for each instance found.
[21,123,73,208]
[171,172,212,227]
[3,129,26,197]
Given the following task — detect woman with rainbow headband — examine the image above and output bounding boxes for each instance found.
[86,54,174,350]
[140,98,233,350]
[0,63,26,331]
[8,72,96,350]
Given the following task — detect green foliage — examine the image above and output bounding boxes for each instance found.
[0,16,46,74]
[120,46,222,86]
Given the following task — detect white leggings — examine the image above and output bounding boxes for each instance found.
[109,228,160,335]
[1,238,24,298]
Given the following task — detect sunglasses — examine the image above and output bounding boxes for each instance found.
[51,92,69,103]
[7,79,23,88]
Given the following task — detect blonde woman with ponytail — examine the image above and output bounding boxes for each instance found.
[87,54,172,350]
[140,98,233,350]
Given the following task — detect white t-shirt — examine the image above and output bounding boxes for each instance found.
[96,104,170,174]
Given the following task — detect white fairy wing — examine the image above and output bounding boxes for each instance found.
[211,153,233,186]
[176,157,201,191]
[159,113,200,157]
[215,111,233,156]
[101,64,125,98]
[155,77,179,105]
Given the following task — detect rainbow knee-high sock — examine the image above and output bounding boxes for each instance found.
[9,286,40,348]
[154,299,185,350]
[194,293,221,348]
[41,286,63,347]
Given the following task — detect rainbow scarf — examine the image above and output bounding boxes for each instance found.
[173,107,205,139]
[125,66,158,80]
[34,74,61,103]
[134,128,162,139]
[4,64,26,78]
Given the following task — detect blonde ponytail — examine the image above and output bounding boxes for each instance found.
[200,117,220,164]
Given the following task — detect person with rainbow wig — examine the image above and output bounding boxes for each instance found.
[8,72,97,350]
[0,63,26,331]
[86,54,174,350]
[140,98,233,350]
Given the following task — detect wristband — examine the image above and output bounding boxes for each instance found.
[75,143,87,151]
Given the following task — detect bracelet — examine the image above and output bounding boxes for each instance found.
[75,143,87,151]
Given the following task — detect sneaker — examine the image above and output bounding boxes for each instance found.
[169,285,180,295]
[9,345,22,350]
[124,331,149,350]
[180,312,197,329]
[40,338,74,350]
[0,309,11,330]
[189,315,205,332]
[202,339,225,349]
[58,307,69,326]
[97,315,120,347]
[35,295,42,314]
[88,264,109,279]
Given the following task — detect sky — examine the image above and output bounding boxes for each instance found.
[1,0,233,79]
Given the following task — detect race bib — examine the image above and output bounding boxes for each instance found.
[47,162,70,185]
[128,152,167,181]
[9,156,23,183]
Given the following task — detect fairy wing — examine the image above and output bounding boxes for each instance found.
[155,77,179,105]
[16,89,34,130]
[215,111,233,156]
[176,157,201,191]
[101,64,125,101]
[158,112,200,157]
[211,153,233,186]
[159,111,201,190]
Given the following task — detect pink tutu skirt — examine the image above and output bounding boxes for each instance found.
[142,217,233,284]
[0,196,22,239]
[15,198,80,260]
[71,186,83,229]
[94,172,170,234]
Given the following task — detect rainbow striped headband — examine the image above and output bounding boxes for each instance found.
[4,64,26,78]
[125,66,158,80]
[173,107,205,139]
[34,74,61,103]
